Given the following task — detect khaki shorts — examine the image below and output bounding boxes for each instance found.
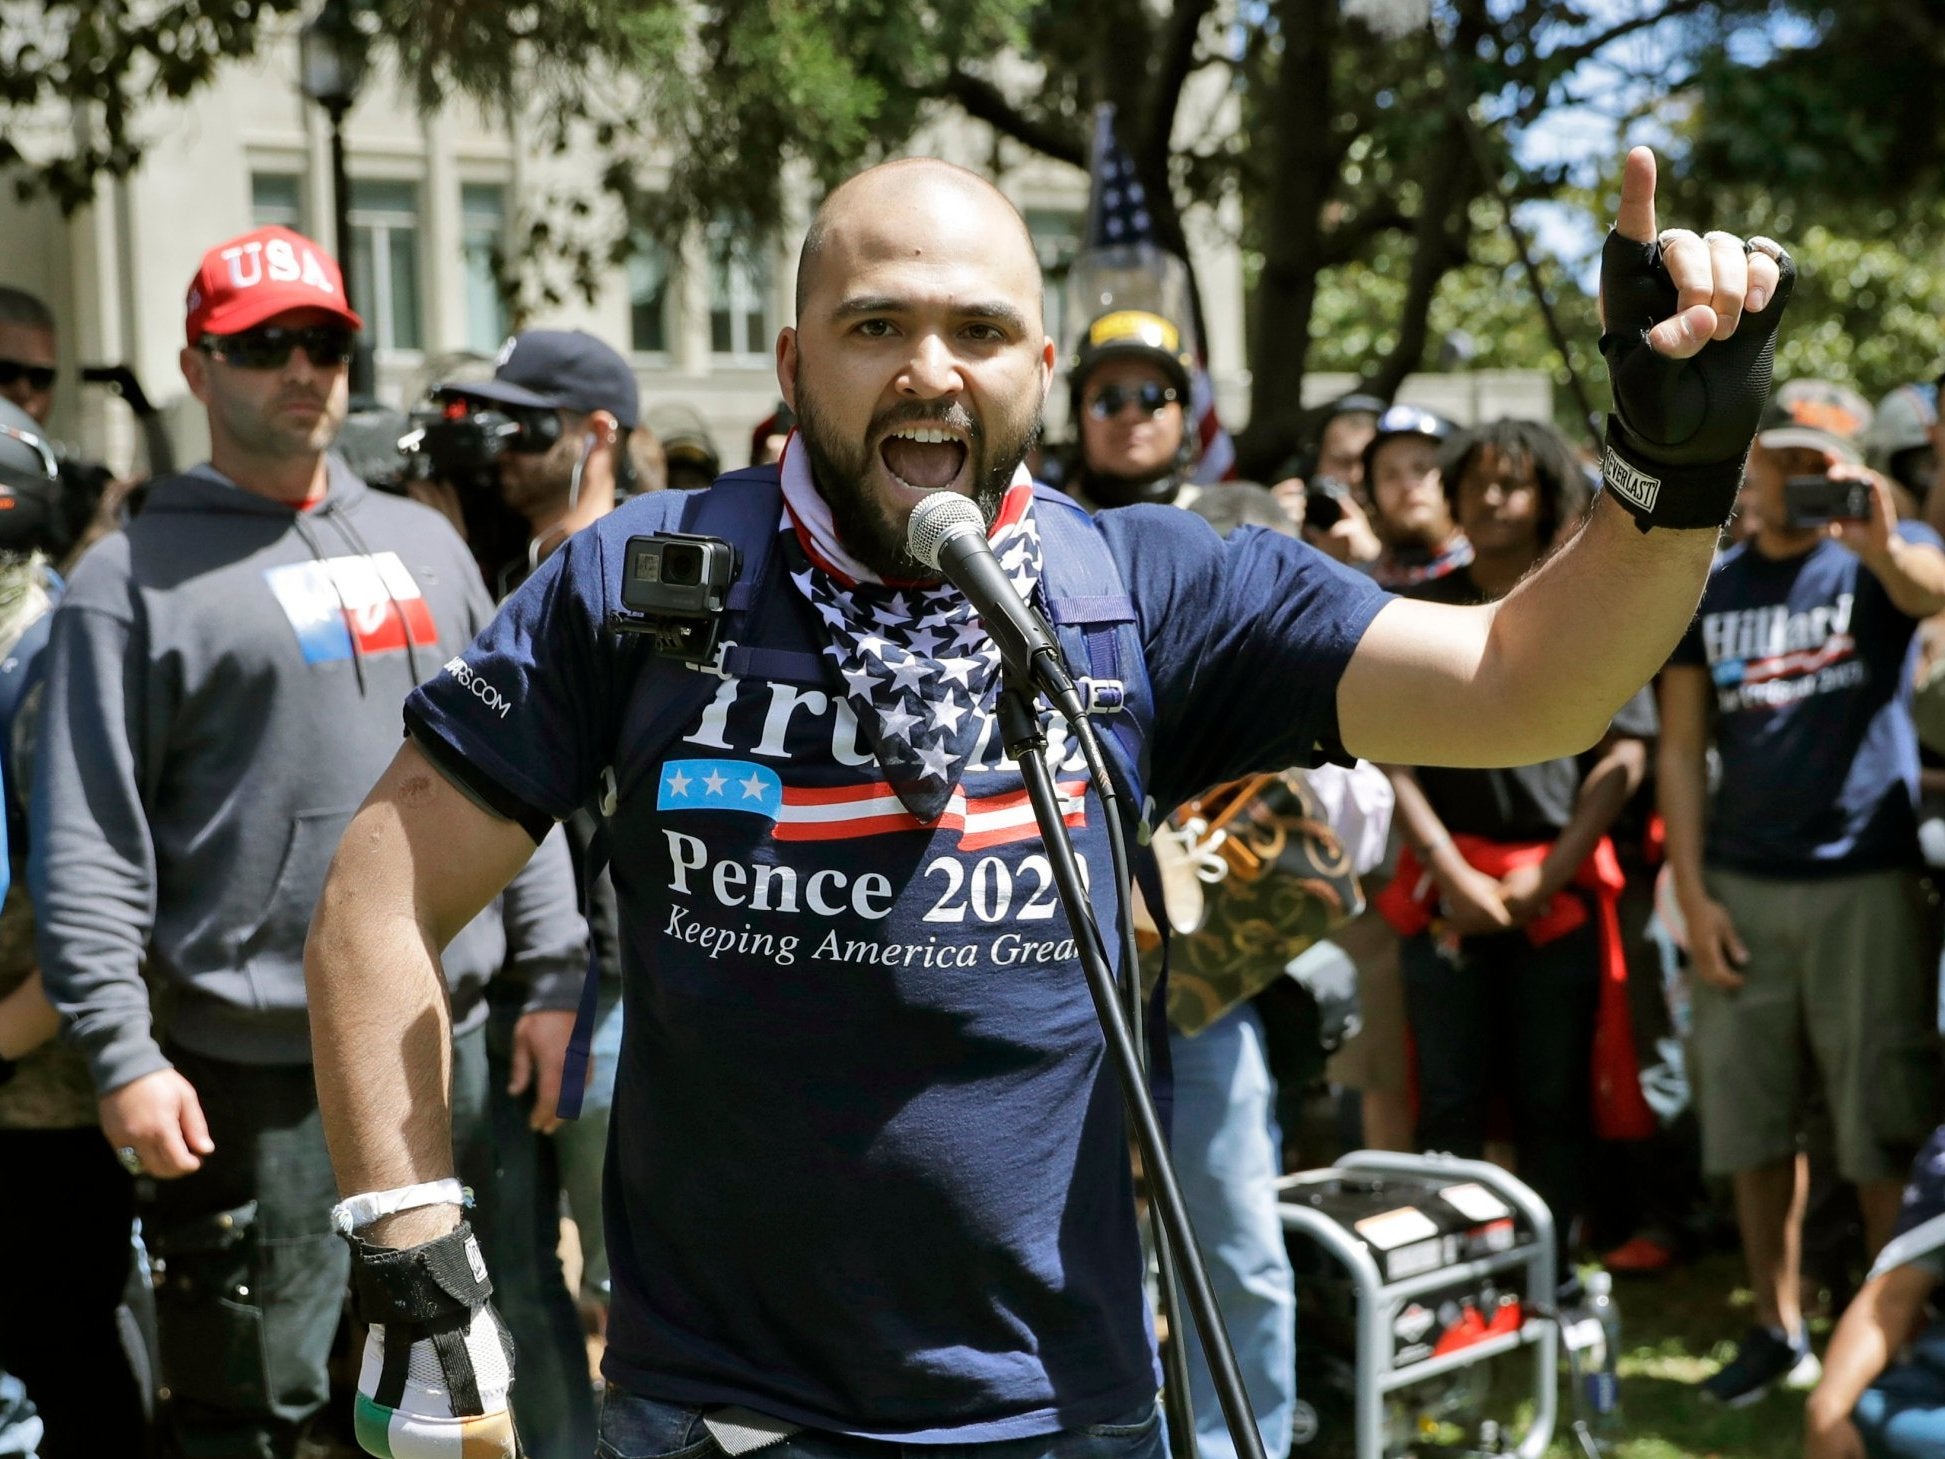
[1325,910,1407,1093]
[1690,867,1942,1183]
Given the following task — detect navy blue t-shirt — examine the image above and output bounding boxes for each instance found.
[405,486,1388,1440]
[1669,524,1939,876]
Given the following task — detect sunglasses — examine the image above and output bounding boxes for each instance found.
[0,357,56,393]
[1086,382,1180,420]
[199,325,357,370]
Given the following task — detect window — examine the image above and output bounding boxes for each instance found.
[347,179,423,352]
[629,232,673,356]
[1025,208,1083,354]
[461,184,510,354]
[251,173,305,232]
[708,225,773,362]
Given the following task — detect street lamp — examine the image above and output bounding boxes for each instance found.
[299,1,374,399]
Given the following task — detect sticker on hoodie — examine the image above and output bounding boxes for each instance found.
[264,552,441,664]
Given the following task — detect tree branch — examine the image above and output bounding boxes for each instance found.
[1534,0,1715,90]
[1141,0,1219,165]
[1316,204,1412,268]
[933,69,1087,169]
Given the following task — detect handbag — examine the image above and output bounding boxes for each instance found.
[1147,769,1364,1036]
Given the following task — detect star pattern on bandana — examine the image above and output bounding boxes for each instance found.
[785,503,1044,821]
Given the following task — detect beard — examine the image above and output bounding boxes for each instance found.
[792,376,1041,580]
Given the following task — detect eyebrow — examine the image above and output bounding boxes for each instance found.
[829,295,1031,333]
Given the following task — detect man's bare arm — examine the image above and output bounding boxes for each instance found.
[306,738,540,1247]
[1340,503,1717,766]
[1339,145,1781,769]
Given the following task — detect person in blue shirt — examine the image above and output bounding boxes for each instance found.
[302,150,1790,1459]
[1662,381,1945,1407]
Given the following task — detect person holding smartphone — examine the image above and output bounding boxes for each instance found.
[1660,379,1945,1407]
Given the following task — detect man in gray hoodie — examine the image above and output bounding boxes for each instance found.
[30,225,586,1459]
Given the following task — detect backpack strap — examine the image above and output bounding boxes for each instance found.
[1033,485,1154,833]
[559,469,820,1116]
[1031,486,1176,1090]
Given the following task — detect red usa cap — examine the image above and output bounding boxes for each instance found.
[184,226,363,343]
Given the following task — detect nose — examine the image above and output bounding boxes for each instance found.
[898,332,965,399]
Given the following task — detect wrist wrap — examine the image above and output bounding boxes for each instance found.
[346,1221,504,1417]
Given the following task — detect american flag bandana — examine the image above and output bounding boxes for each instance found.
[778,445,1044,823]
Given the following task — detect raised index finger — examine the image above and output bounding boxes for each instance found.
[1616,145,1657,244]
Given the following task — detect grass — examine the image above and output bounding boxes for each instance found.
[1563,1251,1817,1459]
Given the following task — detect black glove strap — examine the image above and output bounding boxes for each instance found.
[1601,416,1747,533]
[345,1221,497,1415]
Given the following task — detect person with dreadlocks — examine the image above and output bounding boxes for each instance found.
[1376,418,1658,1275]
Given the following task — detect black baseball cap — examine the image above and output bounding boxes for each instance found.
[462,329,640,431]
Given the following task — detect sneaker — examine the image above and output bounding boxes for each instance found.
[1699,1325,1821,1407]
[1603,1235,1678,1274]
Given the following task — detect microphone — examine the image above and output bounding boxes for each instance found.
[907,493,1075,698]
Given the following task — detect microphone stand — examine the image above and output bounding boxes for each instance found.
[992,675,1267,1459]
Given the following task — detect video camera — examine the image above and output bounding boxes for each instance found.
[398,392,563,495]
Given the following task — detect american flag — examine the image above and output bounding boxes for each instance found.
[1082,105,1237,483]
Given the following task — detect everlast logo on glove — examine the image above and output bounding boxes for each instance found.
[1601,447,1662,516]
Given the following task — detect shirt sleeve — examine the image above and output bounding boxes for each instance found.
[30,590,167,1096]
[1609,683,1659,740]
[404,525,620,833]
[1098,506,1392,812]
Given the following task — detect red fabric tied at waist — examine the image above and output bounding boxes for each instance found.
[1378,833,1655,1142]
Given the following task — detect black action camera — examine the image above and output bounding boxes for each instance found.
[613,532,739,661]
[1782,473,1871,530]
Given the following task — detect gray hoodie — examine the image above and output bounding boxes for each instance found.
[32,459,584,1096]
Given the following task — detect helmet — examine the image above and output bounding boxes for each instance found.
[1069,308,1194,403]
[0,398,65,554]
[1361,401,1458,483]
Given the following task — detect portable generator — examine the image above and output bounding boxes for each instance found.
[1280,1151,1558,1459]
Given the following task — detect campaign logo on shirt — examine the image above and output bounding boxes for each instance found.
[1699,593,1865,711]
[264,552,440,664]
[657,756,1085,851]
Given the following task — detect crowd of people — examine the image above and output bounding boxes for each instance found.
[0,148,1939,1459]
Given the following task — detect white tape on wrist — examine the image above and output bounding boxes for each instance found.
[330,1178,470,1235]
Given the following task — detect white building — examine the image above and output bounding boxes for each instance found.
[0,22,1543,477]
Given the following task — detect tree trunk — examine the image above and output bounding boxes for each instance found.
[1236,0,1338,481]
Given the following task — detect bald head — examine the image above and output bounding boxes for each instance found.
[795,158,1042,322]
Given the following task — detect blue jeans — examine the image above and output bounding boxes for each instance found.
[1855,1323,1945,1459]
[595,1390,1164,1459]
[1167,1004,1296,1459]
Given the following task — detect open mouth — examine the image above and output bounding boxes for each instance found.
[879,425,969,493]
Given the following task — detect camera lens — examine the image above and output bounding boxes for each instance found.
[663,544,703,586]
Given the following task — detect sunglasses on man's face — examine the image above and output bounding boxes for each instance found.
[0,357,56,393]
[199,325,357,370]
[1086,382,1180,421]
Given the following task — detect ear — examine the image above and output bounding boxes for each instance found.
[1037,335,1056,408]
[777,327,800,411]
[180,345,210,403]
[588,409,621,447]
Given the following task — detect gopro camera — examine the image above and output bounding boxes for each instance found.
[1782,474,1871,530]
[613,531,739,660]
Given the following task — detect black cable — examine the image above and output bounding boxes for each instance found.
[997,682,1267,1459]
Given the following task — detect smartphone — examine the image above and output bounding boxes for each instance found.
[1782,474,1871,530]
[1304,479,1350,531]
